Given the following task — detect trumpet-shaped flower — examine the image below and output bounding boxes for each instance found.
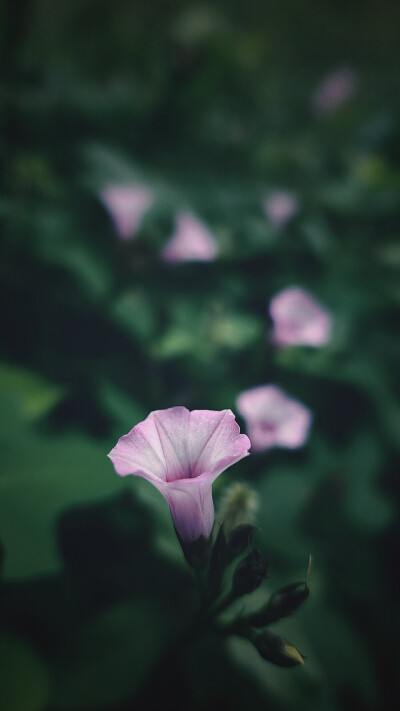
[236,386,312,452]
[108,407,250,542]
[263,191,298,228]
[100,183,153,239]
[162,211,218,263]
[269,287,332,347]
[312,68,358,115]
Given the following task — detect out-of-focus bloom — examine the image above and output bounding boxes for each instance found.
[100,184,154,239]
[312,68,358,115]
[263,191,298,228]
[162,211,218,263]
[108,407,250,542]
[236,385,312,452]
[269,287,332,347]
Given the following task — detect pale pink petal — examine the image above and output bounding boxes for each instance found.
[108,406,250,541]
[162,211,218,263]
[263,191,298,228]
[100,184,153,239]
[160,477,215,541]
[312,68,358,115]
[269,287,332,347]
[188,409,250,477]
[236,386,312,452]
[108,407,190,482]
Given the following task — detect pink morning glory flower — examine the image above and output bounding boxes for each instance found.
[263,191,298,228]
[100,183,154,240]
[312,68,358,115]
[108,407,250,542]
[236,386,312,452]
[162,211,218,263]
[269,287,332,348]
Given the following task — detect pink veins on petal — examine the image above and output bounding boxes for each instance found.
[269,286,332,347]
[100,183,154,240]
[236,385,312,452]
[162,211,218,263]
[108,407,250,542]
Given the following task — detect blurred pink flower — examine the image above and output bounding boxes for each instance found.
[269,287,332,347]
[263,191,298,228]
[162,211,218,263]
[108,407,250,542]
[236,386,312,452]
[312,68,358,115]
[100,184,154,239]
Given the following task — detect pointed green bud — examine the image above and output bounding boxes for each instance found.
[249,581,309,626]
[232,549,267,597]
[227,523,257,561]
[253,630,304,668]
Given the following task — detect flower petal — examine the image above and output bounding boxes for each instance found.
[269,287,332,347]
[237,386,312,452]
[159,476,215,542]
[162,211,218,263]
[100,184,153,239]
[108,406,190,481]
[188,409,250,478]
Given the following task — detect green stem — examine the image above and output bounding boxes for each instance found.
[134,585,239,705]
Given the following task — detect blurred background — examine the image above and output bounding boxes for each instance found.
[1,1,400,709]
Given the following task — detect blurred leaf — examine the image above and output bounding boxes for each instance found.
[0,395,122,579]
[34,208,112,298]
[51,601,164,710]
[0,363,64,420]
[111,291,157,342]
[302,597,378,704]
[98,381,146,435]
[210,312,262,350]
[257,470,312,562]
[0,633,50,711]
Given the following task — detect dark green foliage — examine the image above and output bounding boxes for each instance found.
[1,1,400,710]
[232,549,267,596]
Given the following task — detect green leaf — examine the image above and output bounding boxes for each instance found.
[0,364,64,420]
[51,601,164,710]
[0,634,50,711]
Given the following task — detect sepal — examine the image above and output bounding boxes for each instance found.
[232,549,267,596]
[249,581,309,626]
[176,531,212,570]
[227,523,257,561]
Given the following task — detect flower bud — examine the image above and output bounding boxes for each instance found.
[249,581,309,626]
[253,630,304,667]
[232,549,267,596]
[227,523,257,561]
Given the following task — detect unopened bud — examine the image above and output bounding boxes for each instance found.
[232,549,267,596]
[253,630,304,668]
[227,523,257,561]
[250,581,309,626]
